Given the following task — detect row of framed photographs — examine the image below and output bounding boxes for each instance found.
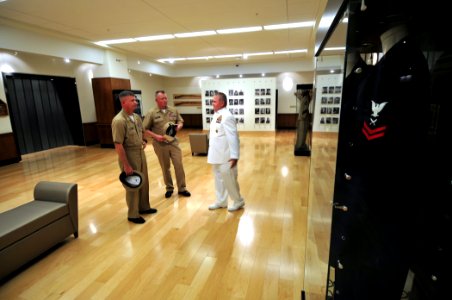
[206,108,246,115]
[205,90,219,97]
[255,117,272,124]
[228,90,244,96]
[203,97,273,106]
[206,117,246,124]
[206,117,273,125]
[255,98,271,105]
[204,98,246,106]
[255,107,271,115]
[255,88,272,96]
[204,107,273,119]
[206,87,274,97]
[320,106,340,115]
[322,86,342,94]
[321,96,341,105]
[320,116,339,125]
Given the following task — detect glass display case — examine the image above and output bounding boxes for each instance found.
[316,0,452,299]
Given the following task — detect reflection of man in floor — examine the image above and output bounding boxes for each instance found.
[294,89,311,153]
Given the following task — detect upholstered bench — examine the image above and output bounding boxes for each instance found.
[0,181,78,280]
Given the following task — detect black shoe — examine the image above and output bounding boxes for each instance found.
[139,208,158,214]
[128,217,145,224]
[165,191,173,198]
[178,190,191,197]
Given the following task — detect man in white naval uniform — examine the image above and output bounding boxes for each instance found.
[207,92,245,212]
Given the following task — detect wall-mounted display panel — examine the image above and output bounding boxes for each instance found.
[201,78,276,131]
[312,73,343,132]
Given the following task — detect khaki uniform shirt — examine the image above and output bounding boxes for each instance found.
[143,106,183,141]
[112,110,144,150]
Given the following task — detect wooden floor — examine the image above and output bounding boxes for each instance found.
[0,129,337,300]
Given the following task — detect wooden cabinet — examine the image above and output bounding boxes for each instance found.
[91,77,131,147]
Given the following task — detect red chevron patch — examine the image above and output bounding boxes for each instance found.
[362,121,386,140]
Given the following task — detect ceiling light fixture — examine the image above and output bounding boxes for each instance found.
[135,34,174,41]
[93,20,315,45]
[213,54,242,59]
[263,21,315,30]
[244,52,274,57]
[216,26,262,34]
[174,31,216,38]
[324,46,346,51]
[157,58,187,64]
[95,38,135,46]
[274,49,307,55]
[185,56,212,60]
[157,49,308,64]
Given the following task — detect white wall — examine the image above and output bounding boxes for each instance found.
[129,71,165,114]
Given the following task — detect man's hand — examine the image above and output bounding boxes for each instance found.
[124,164,134,175]
[229,159,238,169]
[157,135,167,142]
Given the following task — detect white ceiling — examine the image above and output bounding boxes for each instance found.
[0,0,346,69]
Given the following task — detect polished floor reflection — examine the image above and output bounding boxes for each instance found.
[0,130,337,299]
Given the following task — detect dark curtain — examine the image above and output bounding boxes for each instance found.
[4,73,84,155]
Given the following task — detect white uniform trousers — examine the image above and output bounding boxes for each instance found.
[213,162,243,206]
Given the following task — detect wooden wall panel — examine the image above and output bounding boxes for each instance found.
[82,122,99,146]
[92,78,131,147]
[182,114,202,129]
[0,133,21,165]
[276,114,298,129]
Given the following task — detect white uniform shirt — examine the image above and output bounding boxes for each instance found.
[207,107,240,164]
